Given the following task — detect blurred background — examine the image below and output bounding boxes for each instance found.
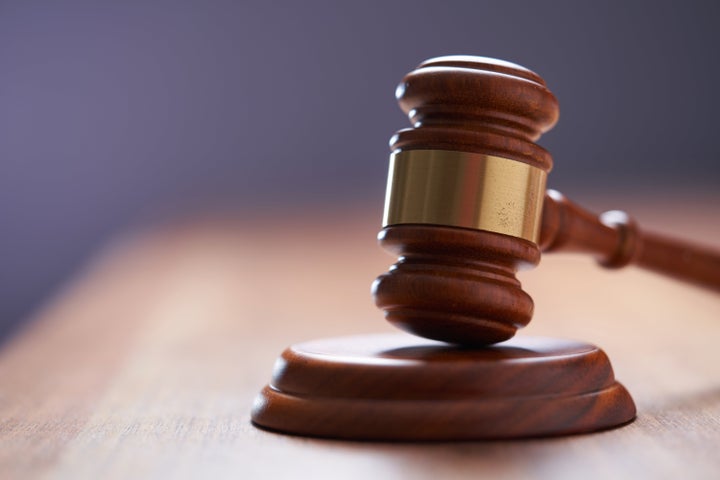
[1,0,719,341]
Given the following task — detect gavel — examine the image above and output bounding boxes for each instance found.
[252,55,720,441]
[373,55,720,346]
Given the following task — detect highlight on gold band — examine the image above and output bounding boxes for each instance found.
[382,149,547,243]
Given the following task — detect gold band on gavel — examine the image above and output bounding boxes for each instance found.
[382,149,547,243]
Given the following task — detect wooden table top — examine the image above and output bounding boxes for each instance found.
[1,194,719,479]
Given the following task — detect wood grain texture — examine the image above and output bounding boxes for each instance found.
[373,225,539,345]
[0,197,719,479]
[252,334,636,440]
[541,190,720,290]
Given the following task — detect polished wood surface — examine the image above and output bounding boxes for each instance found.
[0,196,718,478]
[252,334,635,440]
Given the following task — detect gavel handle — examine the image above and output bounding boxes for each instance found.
[539,189,720,292]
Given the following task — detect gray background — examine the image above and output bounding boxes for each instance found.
[1,0,719,339]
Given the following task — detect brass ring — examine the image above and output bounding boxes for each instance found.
[382,149,547,243]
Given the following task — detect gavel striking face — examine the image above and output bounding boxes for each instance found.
[372,56,720,346]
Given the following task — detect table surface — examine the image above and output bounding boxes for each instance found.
[1,194,720,480]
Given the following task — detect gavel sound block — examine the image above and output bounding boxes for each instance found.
[251,56,720,440]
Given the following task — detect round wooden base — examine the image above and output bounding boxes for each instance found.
[251,334,636,441]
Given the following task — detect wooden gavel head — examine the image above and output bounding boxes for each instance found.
[372,56,560,345]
